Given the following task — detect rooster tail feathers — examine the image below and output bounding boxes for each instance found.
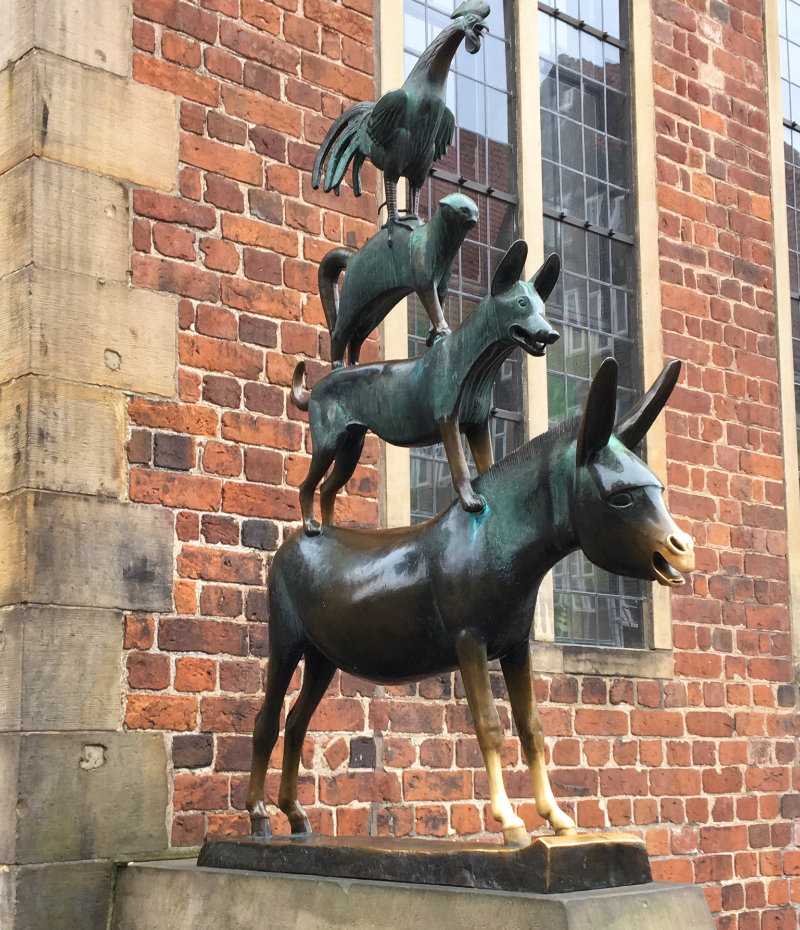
[313,101,373,194]
[318,247,353,333]
[291,361,311,412]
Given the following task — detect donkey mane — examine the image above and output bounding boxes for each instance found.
[474,417,581,495]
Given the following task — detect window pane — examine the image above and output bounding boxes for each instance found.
[541,5,646,646]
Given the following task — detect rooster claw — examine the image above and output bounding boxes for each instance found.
[425,327,449,348]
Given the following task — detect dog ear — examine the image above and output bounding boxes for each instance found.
[531,253,560,302]
[577,358,618,467]
[491,240,528,297]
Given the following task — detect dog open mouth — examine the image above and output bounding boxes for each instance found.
[652,551,686,587]
[510,325,550,357]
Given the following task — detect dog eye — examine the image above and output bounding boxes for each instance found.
[608,491,634,508]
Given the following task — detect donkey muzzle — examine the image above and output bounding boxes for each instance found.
[652,530,694,587]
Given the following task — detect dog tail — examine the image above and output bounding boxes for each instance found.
[318,247,352,333]
[291,361,311,411]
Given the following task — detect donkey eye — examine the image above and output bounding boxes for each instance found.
[517,297,527,307]
[609,491,634,508]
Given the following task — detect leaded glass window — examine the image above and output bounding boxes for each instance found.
[403,0,521,523]
[539,1,647,647]
[778,0,800,455]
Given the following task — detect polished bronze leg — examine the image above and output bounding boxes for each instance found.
[466,422,494,475]
[319,431,366,526]
[439,416,485,512]
[456,631,528,846]
[501,641,577,835]
[278,646,337,834]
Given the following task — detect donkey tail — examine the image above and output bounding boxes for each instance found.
[291,361,311,411]
[318,247,353,334]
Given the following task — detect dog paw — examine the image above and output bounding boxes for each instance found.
[460,492,486,513]
[425,326,450,347]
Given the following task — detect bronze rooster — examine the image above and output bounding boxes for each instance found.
[311,0,490,226]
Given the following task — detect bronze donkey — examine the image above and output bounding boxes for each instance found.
[319,193,478,368]
[246,358,695,844]
[292,241,560,535]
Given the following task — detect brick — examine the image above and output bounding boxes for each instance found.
[203,442,243,478]
[201,514,240,546]
[241,519,279,551]
[173,734,214,769]
[126,694,197,731]
[180,333,264,379]
[200,238,240,274]
[130,469,222,511]
[132,254,220,302]
[124,615,155,650]
[200,585,243,618]
[203,375,241,408]
[159,617,248,656]
[177,545,262,584]
[133,53,219,106]
[222,214,298,256]
[153,433,195,471]
[133,0,218,41]
[126,652,170,691]
[220,412,302,449]
[175,656,217,691]
[239,315,278,348]
[180,134,263,185]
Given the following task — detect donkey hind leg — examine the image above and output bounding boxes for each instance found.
[245,640,305,836]
[319,429,366,526]
[501,641,576,836]
[466,421,493,475]
[278,645,336,834]
[455,632,528,847]
[299,438,342,537]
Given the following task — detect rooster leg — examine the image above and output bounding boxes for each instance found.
[406,185,420,220]
[384,179,399,247]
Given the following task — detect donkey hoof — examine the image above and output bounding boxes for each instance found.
[248,806,272,838]
[502,825,530,847]
[289,814,312,837]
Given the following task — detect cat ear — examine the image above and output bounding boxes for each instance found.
[531,253,560,302]
[577,358,618,467]
[615,360,681,450]
[491,240,528,297]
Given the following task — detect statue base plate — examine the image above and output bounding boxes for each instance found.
[197,831,651,895]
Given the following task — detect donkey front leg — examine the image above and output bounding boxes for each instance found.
[455,632,528,847]
[500,641,577,835]
[439,416,485,513]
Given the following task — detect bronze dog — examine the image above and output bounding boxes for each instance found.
[319,193,478,368]
[292,241,560,534]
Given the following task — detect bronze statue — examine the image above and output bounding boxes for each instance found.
[292,242,560,535]
[246,358,695,845]
[312,1,490,227]
[319,194,478,368]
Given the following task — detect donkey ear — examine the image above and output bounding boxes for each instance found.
[531,252,560,302]
[491,240,528,297]
[577,358,618,467]
[615,359,681,450]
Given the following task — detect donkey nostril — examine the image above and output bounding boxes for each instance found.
[668,534,687,554]
[544,331,559,345]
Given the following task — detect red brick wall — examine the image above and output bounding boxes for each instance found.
[123,1,800,928]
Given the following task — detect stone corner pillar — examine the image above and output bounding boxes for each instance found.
[0,2,179,927]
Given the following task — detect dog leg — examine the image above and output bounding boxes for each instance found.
[319,430,366,526]
[467,421,494,474]
[299,444,339,536]
[439,416,485,512]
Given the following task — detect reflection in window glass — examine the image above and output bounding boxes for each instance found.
[403,0,521,524]
[540,2,647,648]
[779,1,800,454]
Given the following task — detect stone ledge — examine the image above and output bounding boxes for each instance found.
[112,860,715,930]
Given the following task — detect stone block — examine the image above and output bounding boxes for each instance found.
[0,266,177,396]
[4,861,113,930]
[0,158,129,281]
[0,491,174,612]
[112,861,716,930]
[0,731,168,864]
[0,377,126,497]
[0,606,124,732]
[0,0,131,75]
[0,51,177,188]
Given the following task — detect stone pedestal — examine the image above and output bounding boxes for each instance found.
[112,859,715,930]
